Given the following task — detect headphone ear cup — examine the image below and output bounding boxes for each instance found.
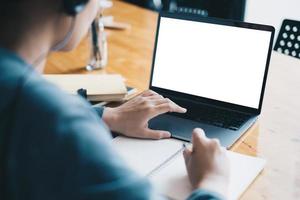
[63,0,89,16]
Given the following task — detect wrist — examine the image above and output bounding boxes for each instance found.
[195,175,228,198]
[102,107,118,131]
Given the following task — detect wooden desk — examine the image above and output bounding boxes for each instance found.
[45,1,300,199]
[240,52,300,200]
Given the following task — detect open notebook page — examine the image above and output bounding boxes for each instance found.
[150,150,266,200]
[112,136,183,176]
[112,136,266,200]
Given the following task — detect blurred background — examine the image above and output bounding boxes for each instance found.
[123,0,300,38]
[124,0,246,20]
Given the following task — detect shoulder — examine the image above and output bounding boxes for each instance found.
[17,72,112,142]
[10,73,125,199]
[22,73,91,118]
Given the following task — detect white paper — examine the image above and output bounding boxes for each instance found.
[150,150,266,200]
[112,136,266,200]
[112,136,183,176]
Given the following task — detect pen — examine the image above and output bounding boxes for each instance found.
[182,142,192,151]
[147,143,189,177]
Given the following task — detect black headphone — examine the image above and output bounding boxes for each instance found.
[63,0,90,16]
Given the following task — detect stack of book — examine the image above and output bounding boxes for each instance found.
[44,74,131,102]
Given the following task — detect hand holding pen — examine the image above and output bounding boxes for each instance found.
[183,129,229,198]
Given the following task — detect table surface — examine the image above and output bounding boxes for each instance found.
[45,1,300,199]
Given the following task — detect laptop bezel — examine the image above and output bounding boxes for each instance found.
[149,12,275,115]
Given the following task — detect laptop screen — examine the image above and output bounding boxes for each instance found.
[151,16,273,109]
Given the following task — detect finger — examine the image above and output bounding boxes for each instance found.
[151,98,169,105]
[145,94,165,101]
[183,148,192,166]
[148,98,179,107]
[141,90,158,97]
[211,138,221,147]
[192,128,209,151]
[210,138,222,152]
[154,101,187,116]
[142,128,171,140]
[166,99,187,113]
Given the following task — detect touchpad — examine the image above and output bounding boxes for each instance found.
[148,114,216,141]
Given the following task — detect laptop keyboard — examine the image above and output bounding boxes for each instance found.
[195,108,250,130]
[182,105,251,131]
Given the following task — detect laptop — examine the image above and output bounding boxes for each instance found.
[148,12,275,148]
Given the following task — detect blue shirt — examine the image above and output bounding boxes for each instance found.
[0,48,223,200]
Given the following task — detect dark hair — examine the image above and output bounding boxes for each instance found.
[0,1,25,18]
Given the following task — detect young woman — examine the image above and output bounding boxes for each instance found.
[0,0,229,199]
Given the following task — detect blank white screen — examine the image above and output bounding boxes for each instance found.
[152,17,272,109]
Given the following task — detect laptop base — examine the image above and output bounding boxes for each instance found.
[149,114,257,149]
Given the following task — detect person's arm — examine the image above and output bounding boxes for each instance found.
[12,83,164,200]
[54,111,162,200]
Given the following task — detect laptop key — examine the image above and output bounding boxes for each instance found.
[213,122,224,127]
[190,106,250,131]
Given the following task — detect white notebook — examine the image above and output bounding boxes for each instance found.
[44,74,127,101]
[112,136,266,200]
